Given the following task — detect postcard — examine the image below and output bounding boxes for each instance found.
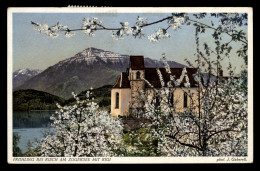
[7,7,253,164]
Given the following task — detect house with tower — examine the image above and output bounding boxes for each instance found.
[110,56,199,117]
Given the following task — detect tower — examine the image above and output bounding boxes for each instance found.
[128,56,145,117]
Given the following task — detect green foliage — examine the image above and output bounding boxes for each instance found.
[98,97,111,107]
[22,146,41,157]
[13,133,42,157]
[65,85,112,110]
[66,85,112,102]
[238,70,248,96]
[13,89,65,111]
[237,44,248,65]
[122,127,162,156]
[13,85,113,112]
[13,133,23,157]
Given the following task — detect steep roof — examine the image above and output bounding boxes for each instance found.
[112,72,130,88]
[130,56,145,70]
[144,68,198,88]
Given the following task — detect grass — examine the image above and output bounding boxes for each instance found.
[121,127,161,156]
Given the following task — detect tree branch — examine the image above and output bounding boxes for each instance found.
[188,19,248,44]
[206,129,239,141]
[32,14,248,45]
[166,132,203,151]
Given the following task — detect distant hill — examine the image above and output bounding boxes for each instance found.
[15,47,186,99]
[13,85,113,112]
[66,85,112,102]
[65,85,113,111]
[13,89,65,111]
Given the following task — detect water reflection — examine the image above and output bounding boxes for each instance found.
[14,127,56,153]
[13,110,57,153]
[13,110,56,128]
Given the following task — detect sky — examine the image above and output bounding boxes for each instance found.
[12,12,247,75]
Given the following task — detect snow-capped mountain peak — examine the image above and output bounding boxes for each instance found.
[54,47,130,68]
[75,47,129,62]
[13,68,42,88]
[13,68,42,78]
[15,47,187,98]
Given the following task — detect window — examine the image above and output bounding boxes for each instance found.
[115,92,119,109]
[184,92,188,108]
[155,95,160,107]
[136,71,140,80]
[169,92,174,107]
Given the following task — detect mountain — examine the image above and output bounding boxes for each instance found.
[13,89,65,111]
[13,69,42,88]
[143,57,186,68]
[16,47,186,99]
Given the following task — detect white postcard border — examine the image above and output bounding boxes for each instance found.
[7,7,253,164]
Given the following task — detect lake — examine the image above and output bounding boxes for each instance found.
[13,110,56,153]
[13,127,56,153]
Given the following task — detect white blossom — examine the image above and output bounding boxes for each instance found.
[111,22,133,40]
[167,14,186,30]
[81,17,103,37]
[148,28,170,43]
[138,57,247,156]
[65,31,76,38]
[157,68,165,87]
[32,22,70,39]
[40,92,124,157]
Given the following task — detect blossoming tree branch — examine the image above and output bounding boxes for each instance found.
[31,13,248,44]
[29,12,248,157]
